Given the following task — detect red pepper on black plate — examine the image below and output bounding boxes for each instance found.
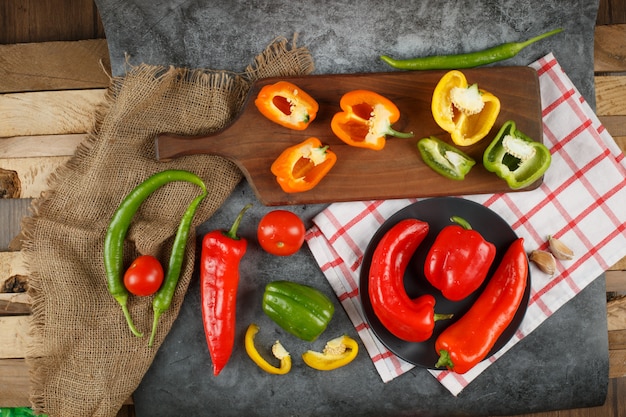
[368,218,452,343]
[434,237,528,374]
[424,216,496,301]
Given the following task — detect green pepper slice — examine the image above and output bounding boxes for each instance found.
[417,136,476,180]
[262,280,335,342]
[483,120,551,189]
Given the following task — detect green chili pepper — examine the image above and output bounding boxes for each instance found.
[104,169,207,338]
[262,280,335,342]
[483,120,551,189]
[380,28,563,70]
[149,190,207,346]
[417,136,476,180]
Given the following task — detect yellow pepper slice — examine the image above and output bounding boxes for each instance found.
[245,323,292,375]
[431,70,501,147]
[301,335,359,371]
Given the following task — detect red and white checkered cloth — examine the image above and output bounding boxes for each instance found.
[305,53,626,396]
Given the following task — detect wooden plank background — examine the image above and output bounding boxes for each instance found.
[0,1,625,417]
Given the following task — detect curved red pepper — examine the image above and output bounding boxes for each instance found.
[368,218,450,342]
[424,216,496,301]
[435,237,528,374]
[201,204,251,376]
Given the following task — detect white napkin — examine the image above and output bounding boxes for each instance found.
[305,53,626,395]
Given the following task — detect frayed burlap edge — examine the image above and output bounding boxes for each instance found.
[22,35,313,417]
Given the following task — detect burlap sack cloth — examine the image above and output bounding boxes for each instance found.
[21,37,314,417]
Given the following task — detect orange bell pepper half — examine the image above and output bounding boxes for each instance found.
[254,81,319,130]
[330,90,413,150]
[431,70,501,147]
[271,137,337,193]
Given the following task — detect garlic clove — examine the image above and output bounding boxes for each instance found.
[530,250,557,275]
[548,235,574,260]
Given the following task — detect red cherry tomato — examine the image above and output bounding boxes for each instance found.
[257,210,306,256]
[123,255,164,296]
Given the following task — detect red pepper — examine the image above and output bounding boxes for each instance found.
[424,216,496,301]
[201,203,252,376]
[435,237,528,374]
[368,219,451,342]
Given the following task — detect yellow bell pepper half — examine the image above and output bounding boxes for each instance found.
[301,335,359,371]
[431,70,501,147]
[245,324,292,375]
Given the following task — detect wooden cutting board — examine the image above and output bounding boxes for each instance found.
[155,67,542,206]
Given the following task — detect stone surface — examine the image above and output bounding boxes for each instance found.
[92,1,608,415]
[132,181,609,417]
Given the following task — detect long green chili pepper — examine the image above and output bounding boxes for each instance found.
[380,28,563,70]
[104,169,207,338]
[149,190,207,346]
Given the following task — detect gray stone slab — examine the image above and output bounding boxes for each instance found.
[133,180,609,417]
[92,1,608,415]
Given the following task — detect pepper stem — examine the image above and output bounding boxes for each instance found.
[386,127,414,139]
[434,313,454,322]
[115,293,143,337]
[450,215,472,230]
[435,349,454,370]
[513,28,563,54]
[148,309,163,347]
[225,203,253,240]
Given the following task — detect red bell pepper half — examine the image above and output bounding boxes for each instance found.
[424,216,496,301]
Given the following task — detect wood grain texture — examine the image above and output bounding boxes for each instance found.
[594,25,626,74]
[0,316,31,359]
[0,134,85,158]
[0,156,71,198]
[0,39,111,93]
[0,89,105,137]
[596,76,626,116]
[0,293,31,315]
[0,0,105,44]
[157,67,543,205]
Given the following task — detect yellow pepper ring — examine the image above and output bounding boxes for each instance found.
[245,323,292,375]
[431,70,501,147]
[301,335,359,371]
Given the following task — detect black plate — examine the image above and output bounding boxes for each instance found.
[359,197,531,369]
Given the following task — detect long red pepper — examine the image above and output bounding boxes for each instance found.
[435,237,528,374]
[368,218,451,342]
[424,216,496,301]
[201,203,252,376]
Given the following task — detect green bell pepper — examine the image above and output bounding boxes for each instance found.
[417,136,476,180]
[483,120,551,189]
[262,280,334,342]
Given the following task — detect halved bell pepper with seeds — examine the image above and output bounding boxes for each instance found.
[417,136,476,180]
[431,70,500,147]
[483,120,551,189]
[270,137,337,193]
[330,89,414,150]
[254,81,319,130]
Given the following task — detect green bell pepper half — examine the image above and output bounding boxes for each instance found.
[262,280,335,342]
[482,120,551,190]
[417,136,476,180]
